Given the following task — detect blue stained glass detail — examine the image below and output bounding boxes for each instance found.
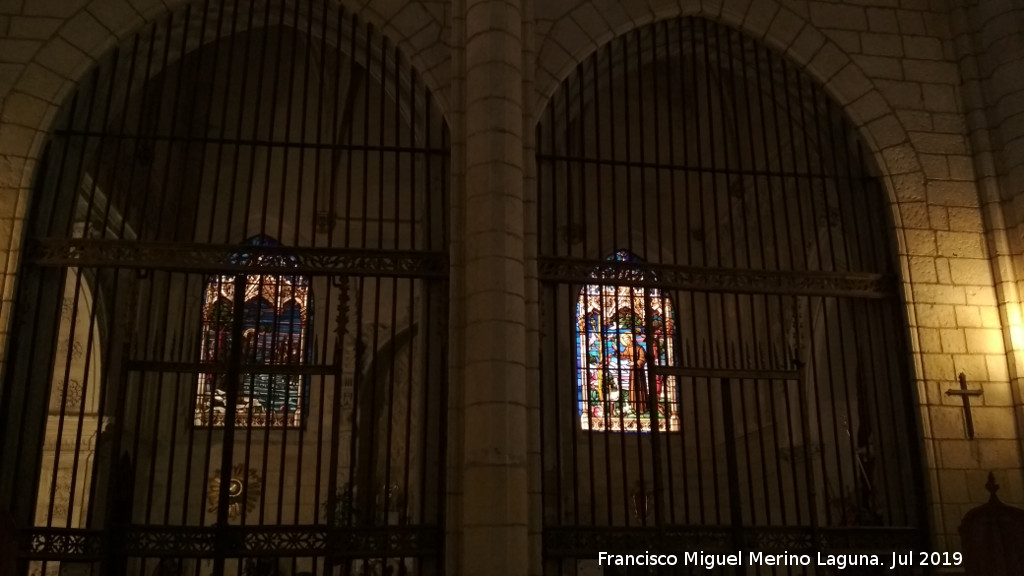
[575,250,678,432]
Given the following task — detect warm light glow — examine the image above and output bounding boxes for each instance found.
[1008,304,1024,352]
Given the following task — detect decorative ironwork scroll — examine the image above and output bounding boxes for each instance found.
[540,257,895,299]
[28,239,447,278]
[21,526,442,559]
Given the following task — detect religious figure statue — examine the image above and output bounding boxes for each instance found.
[622,333,649,414]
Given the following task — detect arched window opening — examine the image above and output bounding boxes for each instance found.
[576,250,678,432]
[194,236,311,428]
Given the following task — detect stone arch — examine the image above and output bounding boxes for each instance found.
[533,13,932,564]
[531,0,930,405]
[534,0,924,223]
[0,2,448,227]
[0,1,452,565]
[0,0,451,352]
[2,0,449,124]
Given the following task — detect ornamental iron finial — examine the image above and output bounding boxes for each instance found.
[986,471,1000,502]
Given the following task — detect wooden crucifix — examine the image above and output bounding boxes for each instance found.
[946,372,983,439]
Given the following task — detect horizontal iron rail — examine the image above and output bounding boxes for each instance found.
[651,366,801,380]
[28,238,447,278]
[538,257,895,298]
[127,360,339,375]
[543,525,925,556]
[51,129,451,156]
[537,152,876,182]
[21,525,443,560]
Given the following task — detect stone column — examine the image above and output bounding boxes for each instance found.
[954,0,1024,487]
[453,0,528,573]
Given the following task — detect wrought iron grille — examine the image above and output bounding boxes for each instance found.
[537,17,928,575]
[0,1,449,575]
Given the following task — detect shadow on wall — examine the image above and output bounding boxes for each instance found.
[959,472,1024,575]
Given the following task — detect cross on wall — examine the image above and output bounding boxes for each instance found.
[946,372,983,440]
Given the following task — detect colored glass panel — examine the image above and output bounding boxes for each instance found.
[576,251,678,432]
[195,236,310,427]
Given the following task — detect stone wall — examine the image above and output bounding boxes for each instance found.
[1,0,1022,573]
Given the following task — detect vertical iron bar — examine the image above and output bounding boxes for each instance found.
[805,79,836,272]
[770,53,809,526]
[725,28,752,272]
[574,59,598,525]
[737,31,768,274]
[212,274,246,576]
[375,38,388,251]
[342,11,360,248]
[547,79,564,525]
[761,46,790,273]
[420,272,435,529]
[762,301,789,525]
[161,278,191,525]
[635,25,666,530]
[39,66,100,531]
[291,0,315,252]
[835,298,866,515]
[778,57,810,272]
[853,297,893,519]
[688,19,711,523]
[669,18,693,526]
[858,143,889,270]
[358,24,373,250]
[139,11,191,529]
[699,20,727,525]
[605,37,630,521]
[562,73,581,526]
[828,99,859,271]
[587,46,616,525]
[62,41,129,528]
[736,327,759,526]
[252,0,288,241]
[819,296,850,520]
[620,29,648,530]
[49,60,111,529]
[720,378,745,566]
[878,298,917,525]
[199,0,243,245]
[99,19,163,572]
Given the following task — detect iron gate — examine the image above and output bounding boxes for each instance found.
[537,17,928,575]
[0,1,449,575]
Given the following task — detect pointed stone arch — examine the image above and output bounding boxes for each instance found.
[533,13,930,567]
[0,0,451,365]
[534,0,924,225]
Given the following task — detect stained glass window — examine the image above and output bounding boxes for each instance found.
[576,250,678,432]
[194,236,310,427]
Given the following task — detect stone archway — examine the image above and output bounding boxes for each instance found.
[534,15,929,573]
[0,0,452,379]
[0,2,451,575]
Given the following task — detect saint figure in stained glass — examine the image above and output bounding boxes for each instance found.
[576,250,678,432]
[194,236,310,427]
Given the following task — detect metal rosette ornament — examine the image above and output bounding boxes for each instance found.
[208,464,262,520]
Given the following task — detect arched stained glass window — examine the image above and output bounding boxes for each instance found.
[576,250,678,432]
[194,236,311,427]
